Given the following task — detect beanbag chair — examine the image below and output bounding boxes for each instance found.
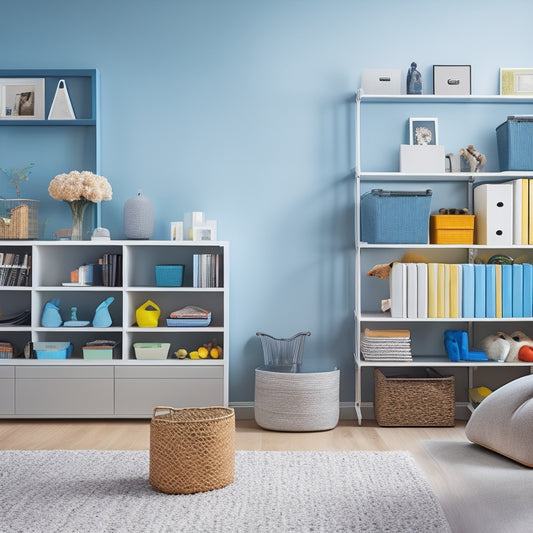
[465,374,533,467]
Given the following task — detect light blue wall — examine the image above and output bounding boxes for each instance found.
[1,0,532,403]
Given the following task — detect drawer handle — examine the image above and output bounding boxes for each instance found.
[447,78,460,85]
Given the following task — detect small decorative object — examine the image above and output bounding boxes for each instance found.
[459,145,486,172]
[48,170,112,240]
[48,80,76,120]
[63,306,90,327]
[170,221,183,240]
[92,296,114,327]
[409,118,438,145]
[41,298,63,327]
[136,299,160,327]
[406,62,422,94]
[433,65,471,95]
[123,190,154,239]
[500,68,533,95]
[0,78,45,119]
[91,227,111,241]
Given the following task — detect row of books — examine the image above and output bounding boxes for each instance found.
[0,253,31,286]
[360,328,412,362]
[99,253,122,287]
[193,253,221,288]
[390,262,533,319]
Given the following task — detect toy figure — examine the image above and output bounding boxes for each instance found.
[407,62,422,94]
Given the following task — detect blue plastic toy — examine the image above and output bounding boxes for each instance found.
[92,297,114,328]
[41,298,63,327]
[444,330,488,362]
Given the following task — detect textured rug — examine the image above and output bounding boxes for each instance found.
[424,441,533,533]
[0,450,449,533]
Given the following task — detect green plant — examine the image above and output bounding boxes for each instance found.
[1,163,35,199]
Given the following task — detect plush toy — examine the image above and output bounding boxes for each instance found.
[480,332,511,361]
[507,330,533,362]
[459,144,486,172]
[367,251,428,280]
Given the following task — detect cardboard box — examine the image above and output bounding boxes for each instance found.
[361,69,402,95]
[399,145,446,173]
[433,65,471,95]
[430,215,475,244]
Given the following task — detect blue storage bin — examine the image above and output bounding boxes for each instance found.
[360,189,432,244]
[34,342,73,359]
[155,265,184,287]
[496,118,533,171]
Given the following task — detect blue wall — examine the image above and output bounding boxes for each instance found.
[1,0,532,404]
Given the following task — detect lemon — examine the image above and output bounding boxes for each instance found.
[189,350,200,360]
[175,348,188,359]
[210,347,220,359]
[198,346,209,359]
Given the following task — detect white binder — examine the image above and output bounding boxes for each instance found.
[390,262,407,318]
[474,183,513,245]
[48,79,76,120]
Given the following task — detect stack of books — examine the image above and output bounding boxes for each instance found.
[193,253,221,288]
[360,328,412,362]
[0,253,31,286]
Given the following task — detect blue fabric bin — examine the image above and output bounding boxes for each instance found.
[360,189,432,244]
[496,118,533,171]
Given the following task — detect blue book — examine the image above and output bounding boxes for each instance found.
[502,264,513,318]
[474,264,486,318]
[485,264,496,319]
[523,263,533,317]
[512,264,524,318]
[462,264,475,318]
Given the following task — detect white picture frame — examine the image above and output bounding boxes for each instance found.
[409,117,439,146]
[0,78,45,119]
[500,68,533,96]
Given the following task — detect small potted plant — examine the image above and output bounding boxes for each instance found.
[0,163,39,239]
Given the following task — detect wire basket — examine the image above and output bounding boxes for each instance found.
[0,199,39,239]
[256,331,311,372]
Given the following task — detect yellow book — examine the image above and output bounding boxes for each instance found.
[495,264,502,318]
[522,179,529,245]
[427,263,438,318]
[449,264,459,318]
[437,263,446,318]
[529,179,533,244]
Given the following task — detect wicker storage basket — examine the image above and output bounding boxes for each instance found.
[374,368,455,427]
[0,200,39,239]
[149,406,235,494]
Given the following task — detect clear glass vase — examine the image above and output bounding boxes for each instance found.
[68,199,92,240]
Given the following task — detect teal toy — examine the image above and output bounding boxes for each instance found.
[41,298,63,327]
[64,306,90,327]
[92,297,114,328]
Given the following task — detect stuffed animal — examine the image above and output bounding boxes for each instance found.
[507,330,533,362]
[480,332,511,361]
[459,144,486,173]
[367,251,428,280]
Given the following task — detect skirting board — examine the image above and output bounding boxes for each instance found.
[230,402,472,421]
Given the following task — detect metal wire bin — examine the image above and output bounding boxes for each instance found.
[0,199,39,239]
[256,331,311,372]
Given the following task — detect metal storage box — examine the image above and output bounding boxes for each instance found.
[496,117,533,171]
[374,368,455,427]
[360,189,432,244]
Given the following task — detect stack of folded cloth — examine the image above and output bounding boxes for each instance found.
[360,328,412,361]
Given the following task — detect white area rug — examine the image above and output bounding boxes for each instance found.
[0,450,449,532]
[424,441,533,533]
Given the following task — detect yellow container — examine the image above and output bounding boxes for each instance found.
[430,215,475,244]
[136,299,161,327]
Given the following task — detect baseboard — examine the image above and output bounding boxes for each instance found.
[230,401,471,422]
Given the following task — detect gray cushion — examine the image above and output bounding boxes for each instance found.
[465,374,533,467]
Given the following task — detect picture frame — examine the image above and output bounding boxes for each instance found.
[0,78,45,119]
[433,65,471,95]
[409,117,438,145]
[500,68,533,95]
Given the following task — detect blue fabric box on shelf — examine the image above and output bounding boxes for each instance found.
[360,189,432,244]
[155,265,184,287]
[496,117,533,171]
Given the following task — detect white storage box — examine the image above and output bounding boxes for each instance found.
[433,65,471,95]
[361,69,402,95]
[474,183,513,245]
[133,342,171,360]
[399,145,446,173]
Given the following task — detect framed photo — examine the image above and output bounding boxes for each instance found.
[409,117,438,145]
[0,78,45,119]
[500,68,533,95]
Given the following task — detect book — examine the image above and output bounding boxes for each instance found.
[462,263,475,318]
[449,264,460,318]
[523,263,533,317]
[486,264,496,319]
[502,263,512,318]
[495,264,502,318]
[427,263,438,318]
[363,328,410,338]
[437,263,446,318]
[416,263,428,318]
[443,263,450,318]
[406,263,418,319]
[512,263,523,318]
[389,262,406,318]
[474,264,486,318]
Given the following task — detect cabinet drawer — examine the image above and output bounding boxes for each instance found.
[0,376,15,414]
[115,365,223,379]
[16,378,114,415]
[115,378,224,416]
[0,366,15,379]
[16,366,114,379]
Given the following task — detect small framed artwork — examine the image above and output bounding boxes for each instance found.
[409,117,438,145]
[433,65,471,95]
[500,68,533,95]
[0,78,45,119]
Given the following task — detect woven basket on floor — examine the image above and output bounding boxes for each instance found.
[149,406,235,494]
[374,368,455,427]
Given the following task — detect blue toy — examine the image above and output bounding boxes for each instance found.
[444,330,488,362]
[41,298,63,327]
[92,297,114,328]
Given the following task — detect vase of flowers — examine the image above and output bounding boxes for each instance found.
[48,170,112,240]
